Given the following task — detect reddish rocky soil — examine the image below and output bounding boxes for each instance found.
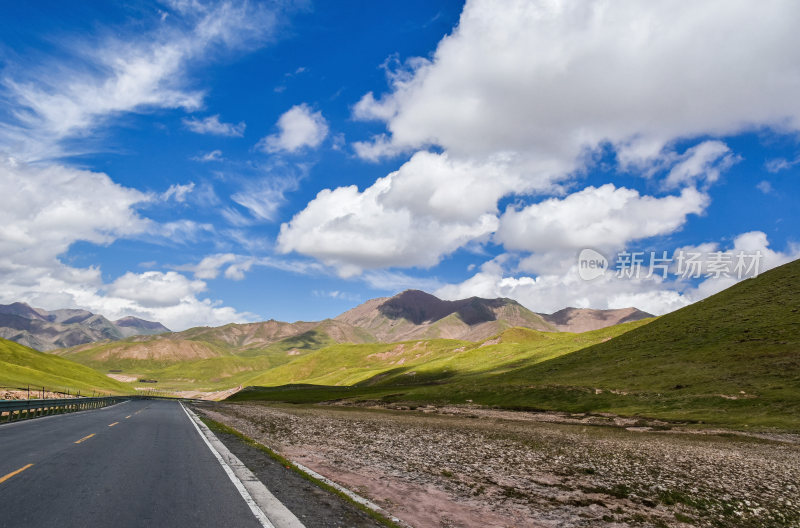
[195,402,800,528]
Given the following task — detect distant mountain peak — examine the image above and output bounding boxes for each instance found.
[336,290,554,341]
[541,307,654,333]
[0,303,170,351]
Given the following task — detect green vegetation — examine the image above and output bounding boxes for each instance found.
[232,260,800,432]
[57,339,313,391]
[0,338,129,394]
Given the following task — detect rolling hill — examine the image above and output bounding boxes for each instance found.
[50,291,650,390]
[0,338,130,394]
[233,259,800,431]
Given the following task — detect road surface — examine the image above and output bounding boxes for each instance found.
[0,399,383,528]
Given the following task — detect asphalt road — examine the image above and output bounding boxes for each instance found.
[0,399,386,528]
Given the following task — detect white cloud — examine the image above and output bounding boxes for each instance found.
[0,0,281,160]
[183,114,245,136]
[257,104,328,153]
[231,175,299,222]
[765,155,800,173]
[161,182,195,202]
[155,219,214,244]
[107,271,206,308]
[355,0,800,164]
[194,149,224,162]
[756,180,773,194]
[496,184,708,271]
[663,141,739,189]
[436,232,800,316]
[0,157,148,266]
[312,290,361,302]
[278,151,521,276]
[361,270,444,293]
[187,253,237,279]
[282,0,800,276]
[0,157,249,330]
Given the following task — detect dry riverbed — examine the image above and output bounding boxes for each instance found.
[194,402,800,528]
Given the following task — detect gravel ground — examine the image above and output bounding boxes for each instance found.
[195,402,800,528]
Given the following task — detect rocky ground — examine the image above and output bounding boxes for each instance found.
[195,402,800,528]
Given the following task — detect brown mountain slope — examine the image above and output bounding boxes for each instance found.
[335,290,557,342]
[541,307,654,333]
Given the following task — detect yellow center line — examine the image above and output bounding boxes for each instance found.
[74,433,95,444]
[0,464,34,484]
[108,422,119,427]
[125,415,132,419]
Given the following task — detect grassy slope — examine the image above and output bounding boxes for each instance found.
[232,321,650,399]
[0,338,129,394]
[233,260,800,431]
[57,339,311,391]
[470,258,800,428]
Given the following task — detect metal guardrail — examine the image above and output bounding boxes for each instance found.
[0,396,128,423]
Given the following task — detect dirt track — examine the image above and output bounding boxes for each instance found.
[197,402,800,528]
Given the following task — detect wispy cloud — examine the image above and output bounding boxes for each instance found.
[0,0,283,160]
[183,115,245,136]
[765,155,800,173]
[193,149,224,162]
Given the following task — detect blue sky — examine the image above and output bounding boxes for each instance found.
[1,0,798,330]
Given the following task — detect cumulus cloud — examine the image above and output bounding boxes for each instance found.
[278,152,522,276]
[257,104,329,153]
[107,271,206,307]
[0,157,149,266]
[281,0,799,276]
[355,0,800,163]
[496,184,708,273]
[183,114,245,136]
[0,157,249,330]
[436,232,800,316]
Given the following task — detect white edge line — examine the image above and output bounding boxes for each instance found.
[180,402,276,528]
[185,405,412,528]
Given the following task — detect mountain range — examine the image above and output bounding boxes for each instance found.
[41,291,650,365]
[0,293,650,354]
[0,303,170,351]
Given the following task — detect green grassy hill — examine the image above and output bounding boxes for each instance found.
[232,320,650,399]
[0,338,129,395]
[232,260,800,431]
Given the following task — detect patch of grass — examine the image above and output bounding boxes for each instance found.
[197,414,405,528]
[0,338,129,394]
